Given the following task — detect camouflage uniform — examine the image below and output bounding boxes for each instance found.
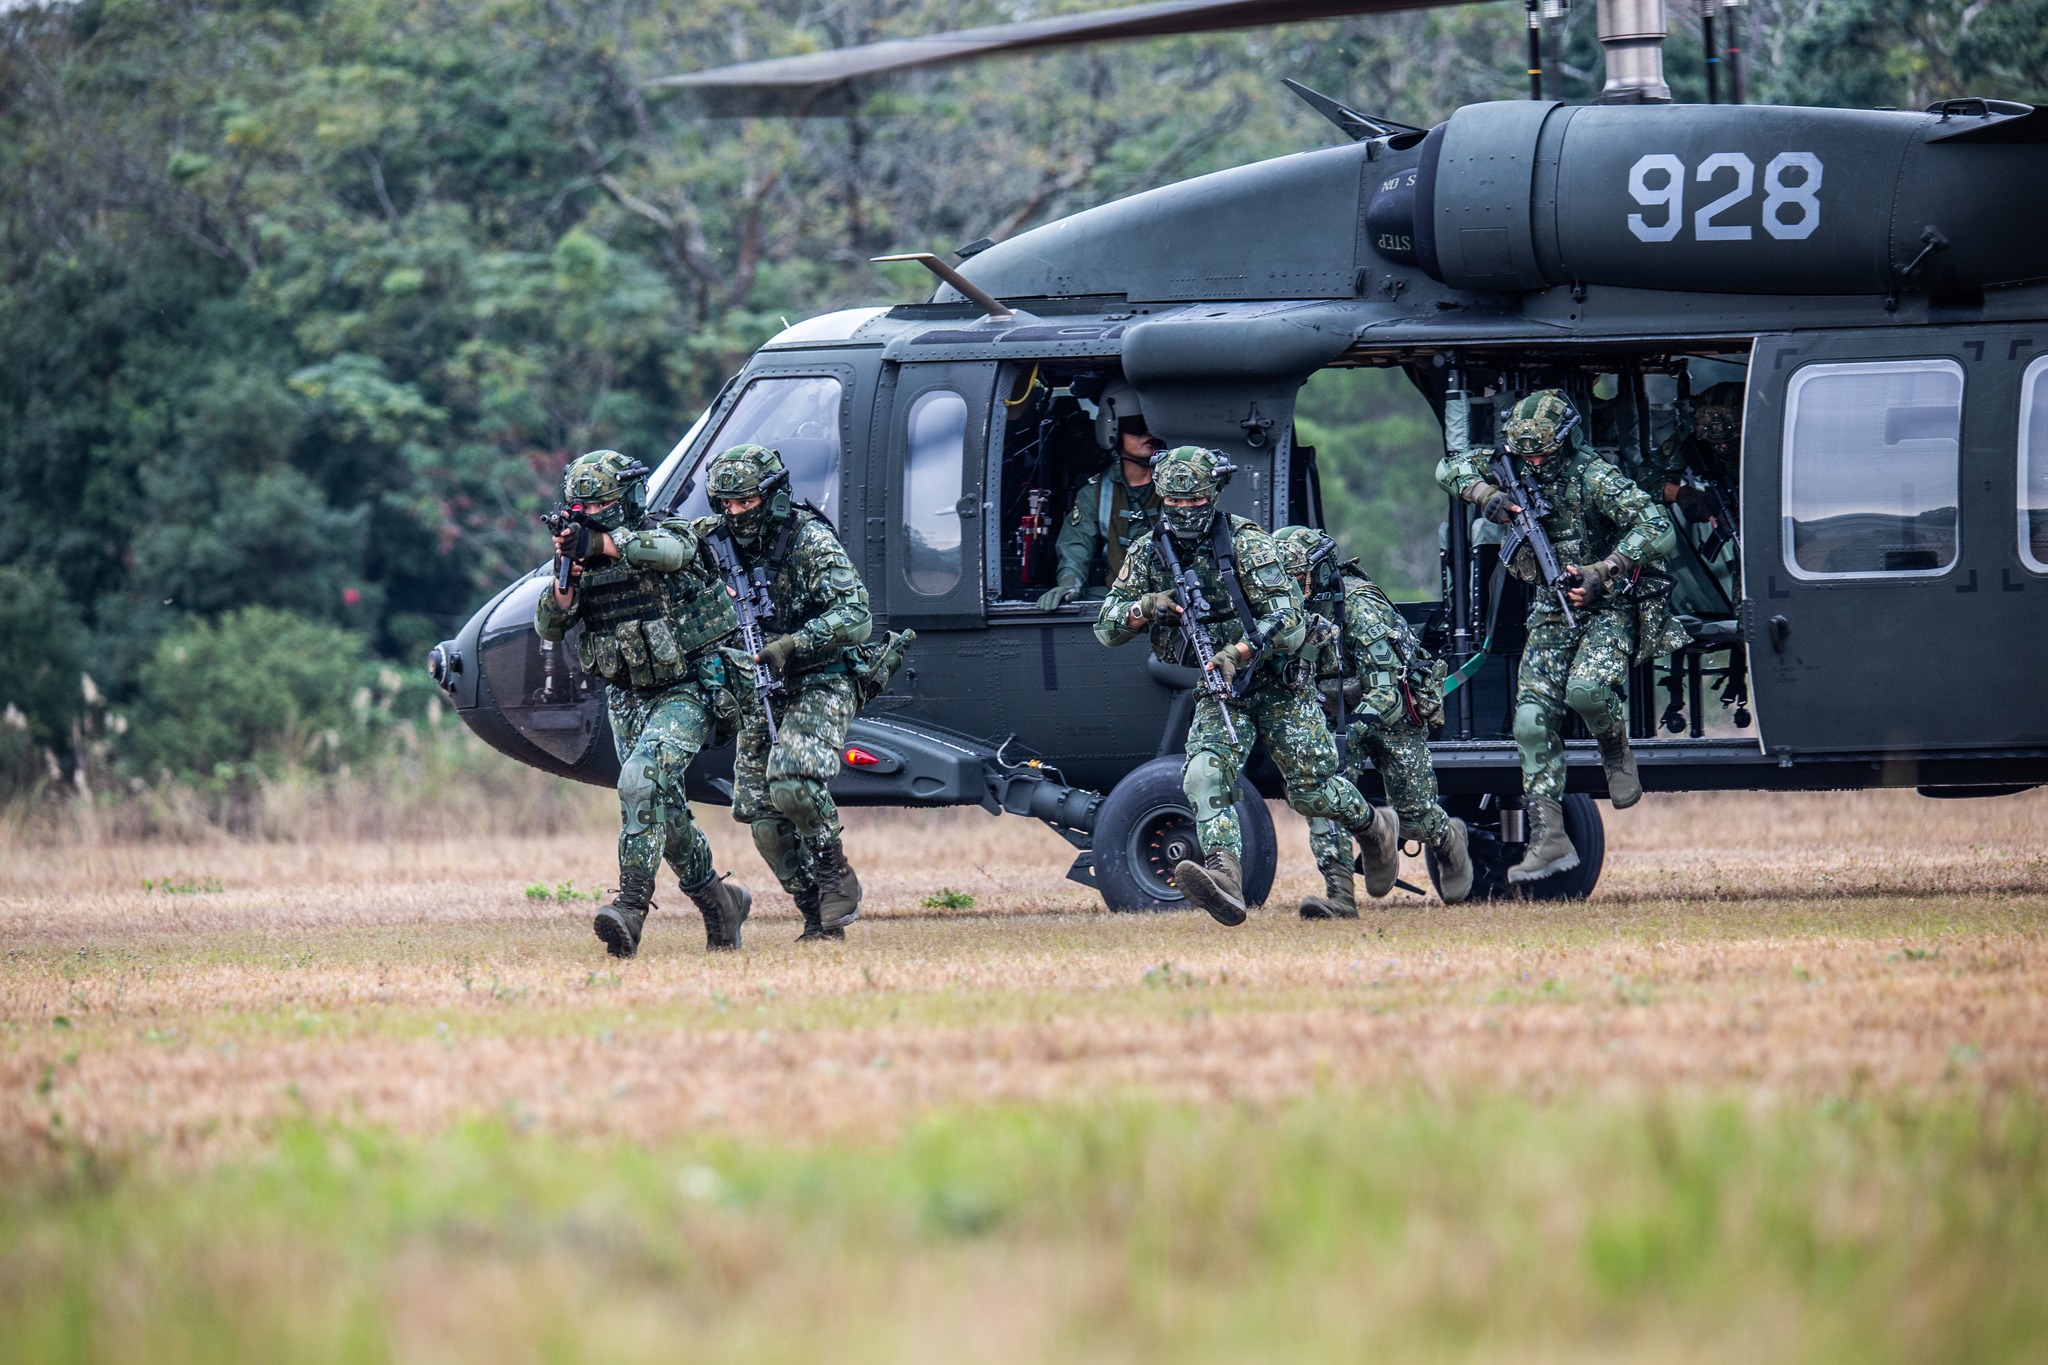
[536,450,749,955]
[701,444,874,937]
[1636,381,1743,619]
[1437,394,1685,803]
[1096,448,1373,923]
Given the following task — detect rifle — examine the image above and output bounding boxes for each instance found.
[540,505,609,594]
[1149,519,1240,745]
[703,530,786,743]
[1488,448,1578,628]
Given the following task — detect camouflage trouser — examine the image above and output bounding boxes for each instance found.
[1183,682,1369,860]
[609,680,723,892]
[1308,718,1449,877]
[731,672,856,895]
[1514,605,1633,800]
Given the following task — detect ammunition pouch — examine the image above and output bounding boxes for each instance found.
[846,629,916,709]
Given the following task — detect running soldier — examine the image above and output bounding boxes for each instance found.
[699,444,873,942]
[1274,526,1472,913]
[1095,446,1391,926]
[1436,391,1686,882]
[536,450,751,957]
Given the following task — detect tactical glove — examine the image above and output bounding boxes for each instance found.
[1318,677,1365,707]
[1205,645,1239,688]
[1036,577,1080,612]
[1671,483,1716,526]
[758,634,800,677]
[1131,591,1181,625]
[1467,482,1515,525]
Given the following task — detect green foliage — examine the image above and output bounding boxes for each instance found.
[921,887,975,909]
[1294,367,1444,598]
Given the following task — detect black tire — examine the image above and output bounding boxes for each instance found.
[1091,754,1276,912]
[1426,793,1605,902]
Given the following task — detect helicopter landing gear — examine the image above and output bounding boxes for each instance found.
[1089,754,1276,912]
[1425,793,1605,902]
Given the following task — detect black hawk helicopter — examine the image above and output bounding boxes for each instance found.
[429,0,2048,908]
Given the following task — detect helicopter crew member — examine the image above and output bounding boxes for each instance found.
[1639,380,1743,616]
[1274,526,1473,913]
[700,444,874,942]
[1096,446,1391,925]
[1437,391,1686,883]
[1037,380,1166,611]
[536,450,752,958]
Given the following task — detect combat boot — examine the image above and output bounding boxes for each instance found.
[1508,797,1579,883]
[1176,849,1246,927]
[593,869,657,959]
[1596,730,1642,810]
[793,887,844,943]
[810,837,862,932]
[683,873,751,952]
[1356,803,1402,899]
[1298,868,1358,920]
[1431,818,1474,905]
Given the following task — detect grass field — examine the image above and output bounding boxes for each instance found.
[3,789,2046,1362]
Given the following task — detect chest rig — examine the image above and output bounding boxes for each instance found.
[575,519,737,692]
[1529,451,1622,571]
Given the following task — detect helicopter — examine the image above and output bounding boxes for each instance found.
[428,0,2048,909]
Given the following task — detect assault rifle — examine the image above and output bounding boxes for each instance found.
[1488,448,1578,628]
[703,530,784,743]
[1149,519,1240,745]
[541,505,610,594]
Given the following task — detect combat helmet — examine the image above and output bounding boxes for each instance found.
[1152,445,1235,539]
[1692,381,1744,447]
[705,443,793,543]
[1498,390,1582,475]
[1094,378,1150,452]
[1273,525,1339,584]
[563,450,651,531]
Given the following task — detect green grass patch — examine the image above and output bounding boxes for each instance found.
[4,1093,2044,1364]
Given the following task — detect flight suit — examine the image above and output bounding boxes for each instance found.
[1053,463,1164,597]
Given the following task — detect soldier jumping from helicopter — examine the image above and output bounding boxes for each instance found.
[700,444,877,942]
[1096,446,1392,926]
[1437,391,1687,882]
[536,450,753,958]
[1274,526,1473,913]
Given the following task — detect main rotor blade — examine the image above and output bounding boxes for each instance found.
[652,0,1502,115]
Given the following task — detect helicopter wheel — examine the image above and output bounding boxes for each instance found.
[1426,793,1605,903]
[1090,754,1276,912]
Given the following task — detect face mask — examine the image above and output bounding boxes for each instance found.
[725,501,770,544]
[1164,501,1215,540]
[582,498,630,532]
[1525,452,1565,484]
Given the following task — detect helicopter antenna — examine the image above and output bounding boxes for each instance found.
[1280,78,1423,141]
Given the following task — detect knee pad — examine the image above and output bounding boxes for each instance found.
[751,817,809,887]
[1511,700,1554,751]
[617,754,659,837]
[1566,679,1624,734]
[768,775,821,822]
[1182,750,1237,822]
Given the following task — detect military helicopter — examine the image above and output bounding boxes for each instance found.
[429,0,2048,909]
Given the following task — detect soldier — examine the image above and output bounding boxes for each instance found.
[1274,526,1473,914]
[1095,446,1395,926]
[699,444,873,942]
[1037,380,1165,610]
[1436,391,1686,882]
[535,450,752,958]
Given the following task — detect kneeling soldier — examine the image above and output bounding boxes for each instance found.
[700,444,873,941]
[536,450,751,957]
[1275,527,1472,913]
[1436,391,1686,881]
[1095,446,1385,926]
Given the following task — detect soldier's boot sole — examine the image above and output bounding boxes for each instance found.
[1357,805,1402,899]
[593,907,642,960]
[1433,819,1475,905]
[1176,854,1246,927]
[1598,733,1643,810]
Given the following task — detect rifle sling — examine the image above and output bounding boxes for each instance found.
[1207,516,1262,698]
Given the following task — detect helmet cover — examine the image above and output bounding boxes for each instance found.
[1499,390,1581,460]
[1692,381,1744,446]
[1273,525,1338,582]
[1153,445,1234,539]
[563,449,650,530]
[705,443,792,543]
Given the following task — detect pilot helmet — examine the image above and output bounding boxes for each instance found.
[1153,445,1235,538]
[562,450,650,531]
[1274,525,1339,584]
[1094,379,1151,453]
[705,443,793,543]
[1499,390,1581,478]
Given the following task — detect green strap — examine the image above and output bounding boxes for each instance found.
[1441,560,1510,697]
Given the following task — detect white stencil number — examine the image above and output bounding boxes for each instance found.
[1627,153,1685,243]
[1762,152,1823,240]
[1626,151,1822,243]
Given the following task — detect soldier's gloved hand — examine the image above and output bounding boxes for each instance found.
[1671,483,1716,526]
[1036,577,1081,612]
[757,634,800,678]
[1132,591,1181,625]
[1205,646,1239,688]
[1477,486,1517,525]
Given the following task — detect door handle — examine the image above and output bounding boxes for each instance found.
[1768,614,1790,654]
[955,496,980,520]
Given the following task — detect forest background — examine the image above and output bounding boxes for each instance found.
[3,0,2045,809]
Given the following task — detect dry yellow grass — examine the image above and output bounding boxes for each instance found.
[3,789,2045,1170]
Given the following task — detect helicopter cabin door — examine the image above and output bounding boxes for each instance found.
[1744,328,2048,762]
[880,361,994,630]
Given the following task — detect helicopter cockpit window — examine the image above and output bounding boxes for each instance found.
[2019,355,2048,573]
[666,375,844,525]
[903,390,969,596]
[1782,359,1962,579]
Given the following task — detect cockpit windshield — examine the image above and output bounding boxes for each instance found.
[662,375,846,527]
